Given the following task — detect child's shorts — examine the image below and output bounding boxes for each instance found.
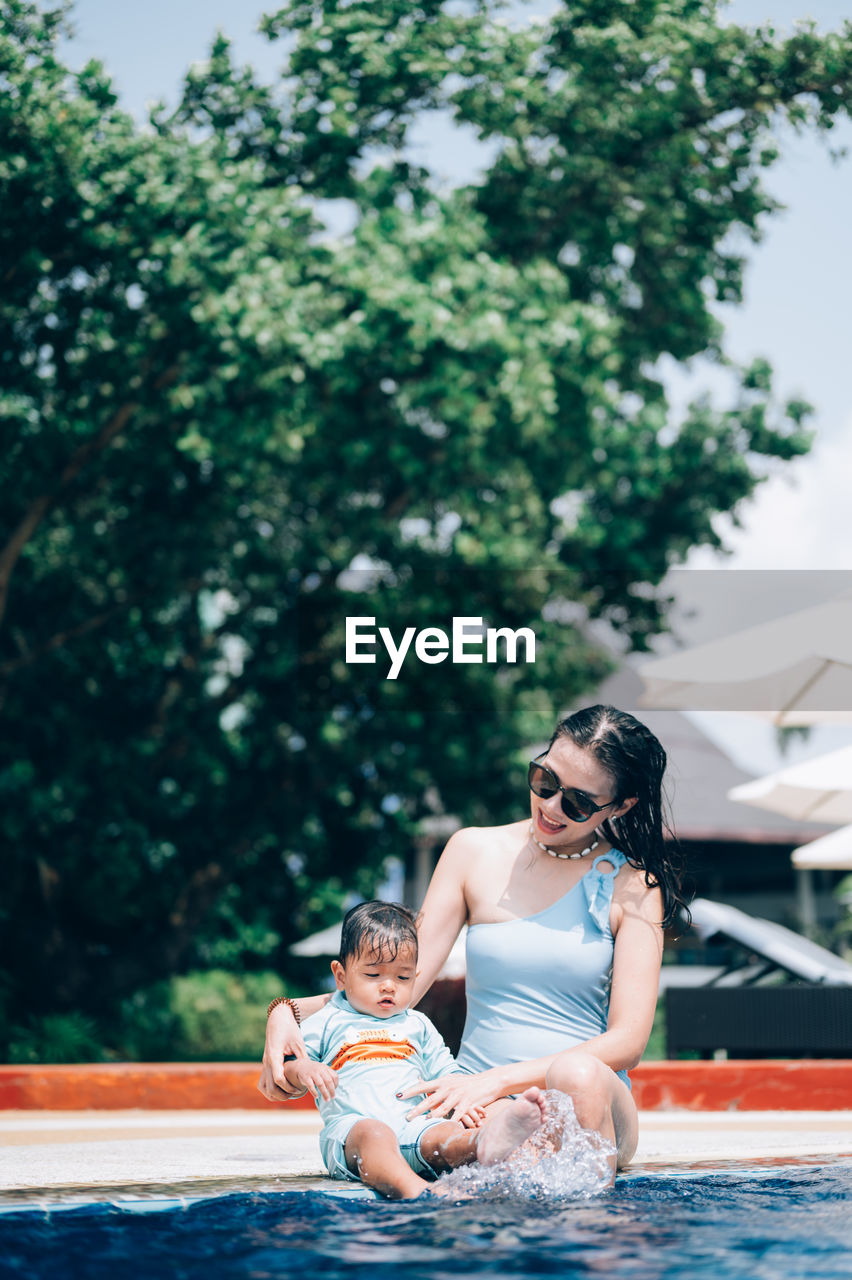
[320,1112,451,1183]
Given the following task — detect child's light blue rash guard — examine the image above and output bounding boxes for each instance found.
[300,990,459,1154]
[456,849,631,1088]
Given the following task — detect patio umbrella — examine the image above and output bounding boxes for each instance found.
[638,594,852,725]
[728,744,852,824]
[290,922,468,979]
[792,824,852,871]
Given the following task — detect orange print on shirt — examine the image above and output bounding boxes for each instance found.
[329,1036,418,1071]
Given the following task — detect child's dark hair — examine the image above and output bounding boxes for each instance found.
[550,705,690,930]
[338,901,419,966]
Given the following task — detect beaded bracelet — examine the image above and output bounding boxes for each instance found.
[267,995,301,1023]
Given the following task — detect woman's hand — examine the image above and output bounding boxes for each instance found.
[397,1069,507,1127]
[258,1003,308,1102]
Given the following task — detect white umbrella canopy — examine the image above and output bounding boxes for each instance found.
[290,921,467,979]
[289,923,342,959]
[792,824,852,871]
[728,744,852,824]
[638,594,852,725]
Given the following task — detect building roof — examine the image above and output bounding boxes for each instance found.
[569,664,835,845]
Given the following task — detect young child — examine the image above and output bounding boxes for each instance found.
[282,900,547,1199]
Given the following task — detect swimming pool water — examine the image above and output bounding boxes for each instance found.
[2,1161,851,1280]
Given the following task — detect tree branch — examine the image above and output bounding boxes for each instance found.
[0,364,180,630]
[0,602,132,677]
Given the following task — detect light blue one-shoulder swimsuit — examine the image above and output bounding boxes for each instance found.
[456,848,631,1088]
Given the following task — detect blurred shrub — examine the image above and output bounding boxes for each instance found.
[2,971,298,1062]
[6,1012,108,1063]
[117,969,287,1061]
[644,997,667,1061]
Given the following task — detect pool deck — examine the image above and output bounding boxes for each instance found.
[2,1108,851,1204]
[3,1063,851,1205]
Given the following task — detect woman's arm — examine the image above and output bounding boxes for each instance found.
[411,829,472,1006]
[257,993,333,1102]
[599,870,665,1068]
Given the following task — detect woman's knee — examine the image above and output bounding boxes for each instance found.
[545,1051,608,1099]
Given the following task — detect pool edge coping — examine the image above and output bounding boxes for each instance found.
[2,1060,852,1111]
[3,1152,852,1215]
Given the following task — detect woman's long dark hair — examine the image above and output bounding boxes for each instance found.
[549,705,689,930]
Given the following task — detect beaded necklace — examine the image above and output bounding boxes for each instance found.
[529,821,600,860]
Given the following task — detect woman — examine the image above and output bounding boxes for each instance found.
[259,705,687,1177]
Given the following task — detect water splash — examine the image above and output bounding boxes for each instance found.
[437,1090,615,1201]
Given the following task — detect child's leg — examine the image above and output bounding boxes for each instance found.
[421,1087,548,1172]
[344,1118,432,1200]
[418,1119,477,1172]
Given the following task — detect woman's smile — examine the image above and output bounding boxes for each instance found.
[536,809,566,835]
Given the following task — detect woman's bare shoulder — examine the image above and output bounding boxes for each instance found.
[444,819,527,853]
[437,820,527,873]
[612,859,664,921]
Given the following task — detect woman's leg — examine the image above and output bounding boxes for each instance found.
[544,1050,638,1179]
[344,1119,431,1199]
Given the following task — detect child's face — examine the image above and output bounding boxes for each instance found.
[331,942,418,1018]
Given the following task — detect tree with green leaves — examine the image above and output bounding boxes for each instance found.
[1,0,849,1057]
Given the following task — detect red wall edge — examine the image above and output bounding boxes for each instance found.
[0,1060,851,1111]
[630,1060,852,1111]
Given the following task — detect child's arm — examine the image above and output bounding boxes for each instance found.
[282,1055,338,1103]
[418,1015,461,1081]
[277,1003,338,1101]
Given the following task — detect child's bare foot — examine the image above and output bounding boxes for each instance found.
[380,1175,434,1200]
[475,1087,546,1166]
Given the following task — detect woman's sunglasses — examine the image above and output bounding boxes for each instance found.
[527,758,618,824]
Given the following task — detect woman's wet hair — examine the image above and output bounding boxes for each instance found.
[338,900,419,966]
[550,705,689,930]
